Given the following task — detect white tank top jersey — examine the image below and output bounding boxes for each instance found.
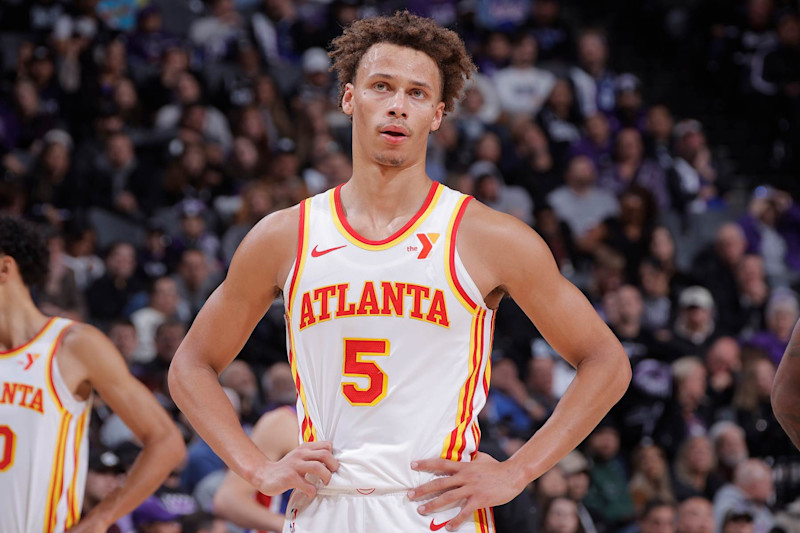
[0,317,91,533]
[283,182,495,495]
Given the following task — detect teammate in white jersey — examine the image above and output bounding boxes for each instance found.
[170,11,631,533]
[0,216,185,533]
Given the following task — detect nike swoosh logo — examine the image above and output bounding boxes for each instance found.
[311,245,346,257]
[430,518,450,531]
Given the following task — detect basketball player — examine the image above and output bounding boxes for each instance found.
[0,216,186,533]
[169,12,631,532]
[213,406,298,532]
[772,319,800,450]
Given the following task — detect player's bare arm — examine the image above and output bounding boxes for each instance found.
[772,319,800,450]
[410,201,631,530]
[213,407,299,530]
[58,324,185,532]
[168,207,339,498]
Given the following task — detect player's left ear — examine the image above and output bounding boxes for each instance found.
[429,102,446,132]
[0,255,12,284]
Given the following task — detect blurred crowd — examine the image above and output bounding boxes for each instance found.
[1,0,799,532]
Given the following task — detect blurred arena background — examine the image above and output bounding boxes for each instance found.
[0,0,799,531]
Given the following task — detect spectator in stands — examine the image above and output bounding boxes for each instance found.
[559,451,597,533]
[471,162,534,225]
[181,511,227,533]
[677,497,715,533]
[639,258,673,334]
[486,357,543,439]
[584,420,636,529]
[629,443,676,514]
[600,128,669,212]
[713,459,775,533]
[526,0,574,64]
[168,200,221,268]
[693,223,748,333]
[731,353,794,458]
[173,248,220,318]
[709,422,750,484]
[132,495,182,533]
[260,362,296,410]
[505,120,560,206]
[612,74,647,132]
[537,77,583,165]
[133,320,186,398]
[88,131,161,221]
[668,119,726,214]
[571,112,614,176]
[221,182,273,265]
[86,241,142,325]
[493,33,556,117]
[250,0,301,69]
[548,155,619,254]
[539,496,584,533]
[82,448,128,529]
[603,187,657,281]
[127,5,178,67]
[188,0,243,63]
[8,77,59,152]
[673,435,725,502]
[705,337,743,416]
[130,276,188,364]
[734,255,768,337]
[670,286,719,355]
[744,289,800,365]
[154,71,233,152]
[475,31,512,78]
[655,357,713,458]
[108,318,138,365]
[571,29,616,115]
[638,500,678,533]
[738,186,800,286]
[219,360,262,426]
[39,231,86,320]
[720,510,754,533]
[645,105,676,173]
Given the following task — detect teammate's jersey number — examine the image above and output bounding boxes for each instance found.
[341,339,390,406]
[0,425,16,471]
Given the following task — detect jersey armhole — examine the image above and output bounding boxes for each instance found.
[445,196,487,313]
[46,321,90,416]
[283,199,311,315]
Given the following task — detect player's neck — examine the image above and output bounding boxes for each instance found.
[343,158,432,225]
[0,285,49,351]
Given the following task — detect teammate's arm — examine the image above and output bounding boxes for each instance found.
[213,407,299,530]
[63,325,185,532]
[411,202,631,530]
[772,319,800,450]
[168,208,338,498]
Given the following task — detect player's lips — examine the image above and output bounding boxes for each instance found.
[379,124,410,144]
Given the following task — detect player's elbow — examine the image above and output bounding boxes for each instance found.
[167,349,191,411]
[605,344,632,401]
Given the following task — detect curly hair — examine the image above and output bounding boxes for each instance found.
[0,216,49,288]
[329,11,476,114]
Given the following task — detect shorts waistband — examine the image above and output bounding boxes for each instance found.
[316,486,410,496]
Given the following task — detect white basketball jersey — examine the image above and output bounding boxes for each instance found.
[283,182,494,490]
[0,317,91,533]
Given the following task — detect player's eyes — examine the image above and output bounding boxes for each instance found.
[374,82,388,91]
[411,89,425,98]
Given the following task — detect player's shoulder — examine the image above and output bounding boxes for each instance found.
[459,197,537,243]
[59,321,115,357]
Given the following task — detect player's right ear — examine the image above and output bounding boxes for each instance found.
[342,83,355,116]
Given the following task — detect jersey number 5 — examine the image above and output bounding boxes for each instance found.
[0,425,16,471]
[342,339,390,406]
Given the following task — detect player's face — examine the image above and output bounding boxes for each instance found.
[342,43,445,169]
